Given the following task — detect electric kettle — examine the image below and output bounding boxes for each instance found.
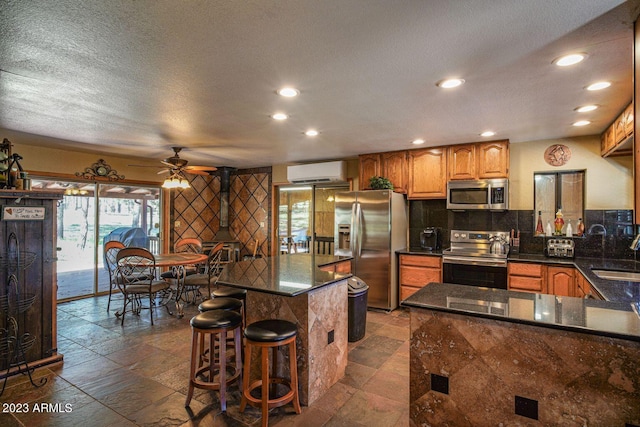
[489,235,508,255]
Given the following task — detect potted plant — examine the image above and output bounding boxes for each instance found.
[369,176,394,190]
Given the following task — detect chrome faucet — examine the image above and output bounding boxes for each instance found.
[587,223,607,236]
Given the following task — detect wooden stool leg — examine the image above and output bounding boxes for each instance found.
[185,329,199,407]
[219,329,227,412]
[289,339,301,414]
[234,327,243,391]
[261,346,269,427]
[240,341,252,412]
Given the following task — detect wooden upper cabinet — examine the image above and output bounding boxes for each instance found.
[359,153,381,189]
[602,102,633,157]
[449,140,509,180]
[381,151,408,193]
[448,144,476,180]
[615,114,627,144]
[477,140,509,178]
[625,103,634,136]
[407,147,447,199]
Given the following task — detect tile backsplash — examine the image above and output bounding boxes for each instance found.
[409,199,636,259]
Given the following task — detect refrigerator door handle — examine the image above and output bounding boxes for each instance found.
[349,202,357,254]
[356,202,363,256]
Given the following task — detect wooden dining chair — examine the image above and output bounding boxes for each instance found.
[183,242,225,301]
[104,240,125,313]
[115,247,172,325]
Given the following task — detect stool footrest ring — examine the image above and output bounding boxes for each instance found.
[243,377,295,409]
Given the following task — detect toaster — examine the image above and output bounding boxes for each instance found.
[546,239,575,258]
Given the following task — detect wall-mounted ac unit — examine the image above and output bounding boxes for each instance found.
[287,161,346,184]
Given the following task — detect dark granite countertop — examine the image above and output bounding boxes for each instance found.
[402,282,640,342]
[217,254,352,297]
[396,248,443,256]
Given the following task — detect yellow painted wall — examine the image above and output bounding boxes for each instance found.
[509,135,633,210]
[2,128,164,183]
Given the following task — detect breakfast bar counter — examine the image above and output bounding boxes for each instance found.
[217,254,352,405]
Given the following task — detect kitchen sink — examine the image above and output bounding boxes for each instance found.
[592,269,640,282]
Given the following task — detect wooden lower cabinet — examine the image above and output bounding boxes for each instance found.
[319,259,352,273]
[510,262,604,298]
[547,266,575,297]
[508,262,546,293]
[399,254,442,300]
[574,269,603,300]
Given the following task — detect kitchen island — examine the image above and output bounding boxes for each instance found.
[217,254,352,405]
[403,282,640,425]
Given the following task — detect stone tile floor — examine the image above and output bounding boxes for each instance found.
[0,296,410,426]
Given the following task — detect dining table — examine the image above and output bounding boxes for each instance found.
[153,252,209,317]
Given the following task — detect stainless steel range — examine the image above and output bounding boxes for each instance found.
[442,230,509,289]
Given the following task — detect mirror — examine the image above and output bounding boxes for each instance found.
[534,170,585,236]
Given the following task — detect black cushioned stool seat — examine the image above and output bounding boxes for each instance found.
[212,286,247,300]
[185,310,243,412]
[198,297,243,313]
[240,319,301,427]
[212,287,247,329]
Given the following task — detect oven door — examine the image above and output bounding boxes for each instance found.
[442,256,507,289]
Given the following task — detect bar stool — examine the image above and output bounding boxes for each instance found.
[240,319,301,426]
[212,286,247,326]
[198,297,244,365]
[185,310,243,412]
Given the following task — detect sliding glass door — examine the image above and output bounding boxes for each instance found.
[277,184,349,255]
[33,179,161,301]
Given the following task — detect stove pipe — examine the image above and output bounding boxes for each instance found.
[212,167,236,242]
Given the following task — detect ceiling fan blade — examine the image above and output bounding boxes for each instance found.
[185,165,217,172]
[183,169,214,176]
[157,169,171,175]
[128,164,164,168]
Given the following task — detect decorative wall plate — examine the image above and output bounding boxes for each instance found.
[544,144,571,166]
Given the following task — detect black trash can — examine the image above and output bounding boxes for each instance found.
[347,276,369,342]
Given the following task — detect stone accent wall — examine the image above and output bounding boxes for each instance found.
[171,167,271,257]
[410,308,640,425]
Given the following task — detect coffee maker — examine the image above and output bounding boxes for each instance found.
[420,227,440,251]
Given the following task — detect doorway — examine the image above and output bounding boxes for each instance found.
[276,184,349,255]
[32,179,161,301]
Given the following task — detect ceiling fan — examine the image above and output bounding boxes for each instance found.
[130,147,217,175]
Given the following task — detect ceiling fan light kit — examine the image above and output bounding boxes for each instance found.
[162,173,190,189]
[130,147,216,188]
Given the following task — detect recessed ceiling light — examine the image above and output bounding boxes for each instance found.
[553,53,586,67]
[412,139,425,145]
[575,105,598,113]
[271,113,288,120]
[573,120,591,127]
[480,131,496,137]
[437,78,465,89]
[277,87,299,97]
[305,129,319,136]
[586,81,611,91]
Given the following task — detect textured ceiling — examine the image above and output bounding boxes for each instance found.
[0,0,638,169]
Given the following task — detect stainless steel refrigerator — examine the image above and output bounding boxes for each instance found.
[334,190,407,310]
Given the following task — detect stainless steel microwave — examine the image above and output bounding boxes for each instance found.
[446,179,508,211]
